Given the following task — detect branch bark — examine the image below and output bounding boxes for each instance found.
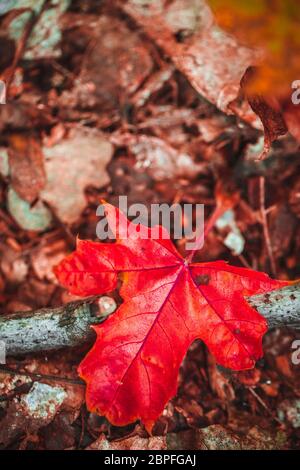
[0,297,105,356]
[248,282,300,330]
[0,284,299,357]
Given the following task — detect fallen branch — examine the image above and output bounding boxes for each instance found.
[0,284,299,357]
[248,282,300,330]
[0,297,105,356]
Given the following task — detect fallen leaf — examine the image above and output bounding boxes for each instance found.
[60,14,153,117]
[55,203,287,431]
[41,127,113,224]
[111,132,205,181]
[7,0,71,60]
[7,186,52,231]
[8,134,46,203]
[31,239,69,282]
[122,1,300,146]
[0,245,28,284]
[241,68,288,159]
[121,0,261,125]
[207,353,235,402]
[80,15,153,106]
[282,101,300,143]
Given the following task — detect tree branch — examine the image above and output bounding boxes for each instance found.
[0,284,299,357]
[248,282,300,330]
[0,297,105,356]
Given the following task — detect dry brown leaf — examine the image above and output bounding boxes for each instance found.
[8,134,46,203]
[41,127,113,224]
[122,0,261,126]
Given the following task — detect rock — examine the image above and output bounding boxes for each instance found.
[166,424,287,450]
[21,382,67,421]
[41,127,113,224]
[87,434,166,450]
[278,399,300,429]
[0,381,67,446]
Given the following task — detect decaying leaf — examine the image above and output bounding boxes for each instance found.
[5,128,113,229]
[122,0,300,151]
[60,14,153,117]
[7,0,71,59]
[7,186,52,231]
[41,127,113,224]
[111,132,205,181]
[121,0,262,125]
[241,68,288,159]
[8,134,46,203]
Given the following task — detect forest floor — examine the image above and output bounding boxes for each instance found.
[0,0,299,450]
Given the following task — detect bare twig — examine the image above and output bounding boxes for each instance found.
[248,387,282,425]
[259,176,277,277]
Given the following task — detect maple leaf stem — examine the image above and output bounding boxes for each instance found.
[185,204,226,263]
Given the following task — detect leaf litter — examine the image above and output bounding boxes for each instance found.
[0,0,299,450]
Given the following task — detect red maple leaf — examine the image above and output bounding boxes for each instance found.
[55,203,287,432]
